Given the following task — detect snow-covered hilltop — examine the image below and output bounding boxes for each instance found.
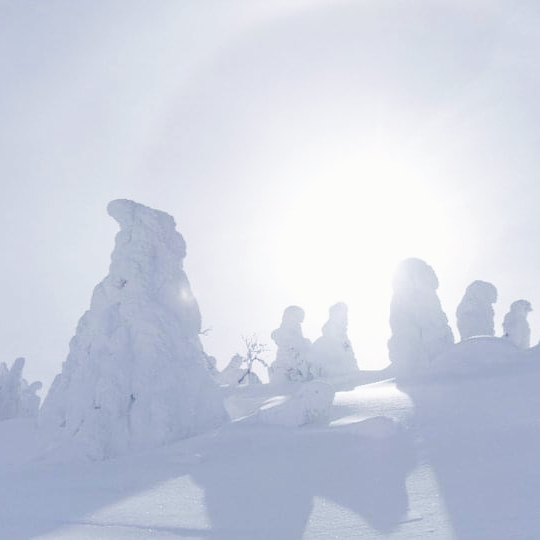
[39,199,229,459]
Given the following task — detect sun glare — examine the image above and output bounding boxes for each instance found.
[267,143,457,367]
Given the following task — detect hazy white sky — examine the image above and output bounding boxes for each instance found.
[2,0,540,390]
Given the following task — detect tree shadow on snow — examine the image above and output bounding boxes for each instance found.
[191,416,416,540]
[399,358,540,540]
[0,411,415,540]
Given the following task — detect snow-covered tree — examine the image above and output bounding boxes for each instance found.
[308,302,359,379]
[268,306,311,384]
[203,354,220,379]
[237,335,267,385]
[39,199,229,459]
[217,354,246,386]
[0,357,41,421]
[20,379,42,418]
[502,299,532,349]
[456,280,498,340]
[388,258,454,375]
[217,341,265,386]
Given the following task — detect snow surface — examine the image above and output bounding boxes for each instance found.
[256,380,335,428]
[38,200,228,460]
[3,339,540,539]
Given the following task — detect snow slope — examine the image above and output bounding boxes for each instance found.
[2,341,540,539]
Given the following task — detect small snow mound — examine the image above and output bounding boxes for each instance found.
[257,381,335,427]
[432,336,522,376]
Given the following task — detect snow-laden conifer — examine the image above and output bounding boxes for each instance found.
[308,302,359,379]
[502,299,532,349]
[39,200,228,459]
[268,306,311,384]
[388,258,454,375]
[456,280,498,340]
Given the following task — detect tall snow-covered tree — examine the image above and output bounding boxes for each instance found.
[388,258,454,375]
[39,200,229,459]
[456,280,498,340]
[308,302,359,379]
[268,306,311,384]
[502,299,532,349]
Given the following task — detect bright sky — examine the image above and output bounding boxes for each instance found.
[2,0,540,391]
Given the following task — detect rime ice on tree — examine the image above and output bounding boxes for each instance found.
[308,302,359,379]
[502,300,532,349]
[388,258,454,375]
[456,280,498,341]
[39,200,229,459]
[219,354,247,385]
[0,357,41,421]
[268,306,311,384]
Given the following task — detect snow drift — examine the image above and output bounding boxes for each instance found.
[39,199,229,459]
[257,380,335,427]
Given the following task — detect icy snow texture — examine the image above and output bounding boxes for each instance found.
[39,199,229,459]
[456,280,497,341]
[388,258,454,375]
[0,358,42,421]
[268,306,311,384]
[502,299,532,349]
[308,302,359,379]
[257,380,335,427]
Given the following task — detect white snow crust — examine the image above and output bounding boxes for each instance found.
[308,302,360,379]
[268,306,311,384]
[39,200,228,459]
[456,280,497,340]
[388,258,454,376]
